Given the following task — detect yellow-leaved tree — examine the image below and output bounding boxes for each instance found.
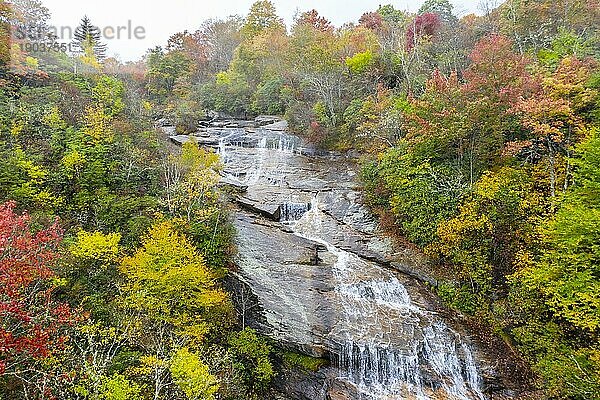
[120,221,227,399]
[170,347,219,400]
[162,142,222,222]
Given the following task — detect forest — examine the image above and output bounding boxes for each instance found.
[0,0,599,398]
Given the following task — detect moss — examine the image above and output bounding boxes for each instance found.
[282,351,328,372]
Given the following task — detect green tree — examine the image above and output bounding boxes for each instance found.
[228,328,274,393]
[73,16,107,67]
[241,1,284,39]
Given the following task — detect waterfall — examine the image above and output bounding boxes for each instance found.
[294,198,486,400]
[279,202,311,222]
[218,129,297,187]
[215,122,488,400]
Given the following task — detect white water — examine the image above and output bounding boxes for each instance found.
[218,128,298,187]
[294,199,486,400]
[217,127,486,400]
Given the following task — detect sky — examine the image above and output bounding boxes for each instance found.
[41,0,482,62]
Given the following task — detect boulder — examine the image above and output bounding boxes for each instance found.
[255,115,282,126]
[262,120,289,131]
[169,135,192,145]
[236,197,281,220]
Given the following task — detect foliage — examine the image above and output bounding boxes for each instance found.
[2,0,600,398]
[282,351,327,372]
[363,143,464,247]
[518,130,600,333]
[170,347,219,400]
[0,202,78,397]
[162,142,222,223]
[228,328,275,392]
[120,221,227,344]
[98,374,143,400]
[427,167,545,310]
[70,230,121,265]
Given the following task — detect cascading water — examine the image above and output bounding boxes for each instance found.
[218,128,298,187]
[279,202,312,222]
[212,123,488,400]
[293,198,486,400]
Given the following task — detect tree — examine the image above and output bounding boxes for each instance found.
[295,9,334,33]
[377,4,407,24]
[513,130,600,398]
[464,34,535,102]
[405,13,441,51]
[508,56,596,199]
[427,167,544,311]
[162,142,222,222]
[198,17,244,75]
[146,46,193,101]
[499,0,600,54]
[0,1,12,70]
[359,12,384,31]
[241,1,284,39]
[170,347,219,400]
[0,201,79,398]
[72,16,107,62]
[119,221,227,399]
[418,0,458,24]
[9,0,52,44]
[228,328,274,393]
[520,130,600,333]
[120,221,226,342]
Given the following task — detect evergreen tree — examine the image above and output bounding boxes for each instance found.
[72,16,107,60]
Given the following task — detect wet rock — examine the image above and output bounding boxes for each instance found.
[169,135,192,145]
[219,177,248,192]
[262,120,289,131]
[273,365,330,400]
[195,128,211,137]
[236,197,281,220]
[255,115,282,126]
[234,212,337,357]
[193,137,220,146]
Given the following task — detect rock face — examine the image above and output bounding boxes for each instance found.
[234,212,337,357]
[162,120,521,400]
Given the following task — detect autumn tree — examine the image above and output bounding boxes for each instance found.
[162,141,222,222]
[512,130,600,397]
[241,0,284,39]
[499,0,600,54]
[198,17,243,75]
[0,1,11,70]
[0,202,79,398]
[418,0,458,24]
[295,9,334,33]
[119,221,227,399]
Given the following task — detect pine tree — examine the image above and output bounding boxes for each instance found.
[72,16,107,60]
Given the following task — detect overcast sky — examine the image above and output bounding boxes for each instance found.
[41,0,481,62]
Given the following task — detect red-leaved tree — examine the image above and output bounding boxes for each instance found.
[0,202,76,397]
[406,13,440,51]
